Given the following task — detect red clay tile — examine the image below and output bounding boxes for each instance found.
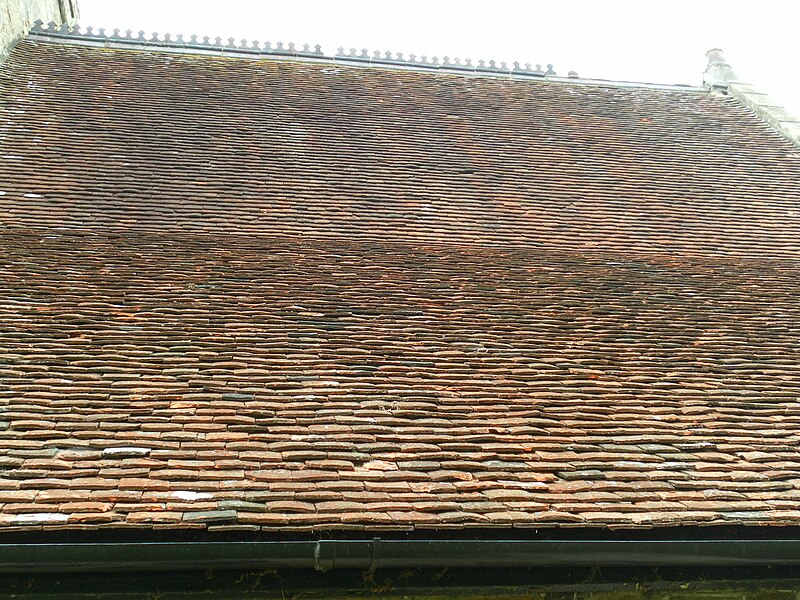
[0,35,799,534]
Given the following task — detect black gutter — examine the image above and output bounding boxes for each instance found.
[3,538,800,573]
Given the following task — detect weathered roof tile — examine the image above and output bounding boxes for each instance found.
[1,36,800,533]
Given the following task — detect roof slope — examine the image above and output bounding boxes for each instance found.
[1,37,800,533]
[3,39,800,256]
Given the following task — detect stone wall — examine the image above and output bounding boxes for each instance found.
[729,82,800,146]
[704,48,799,148]
[0,0,77,63]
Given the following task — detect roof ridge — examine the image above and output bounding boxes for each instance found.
[26,20,706,91]
[29,20,566,80]
[333,46,559,78]
[29,20,325,59]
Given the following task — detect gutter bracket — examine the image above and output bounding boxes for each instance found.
[369,536,382,570]
[313,540,335,572]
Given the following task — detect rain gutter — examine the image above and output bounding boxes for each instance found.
[2,538,800,573]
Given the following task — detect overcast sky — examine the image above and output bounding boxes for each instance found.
[78,0,799,116]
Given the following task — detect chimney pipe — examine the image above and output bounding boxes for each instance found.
[703,48,737,90]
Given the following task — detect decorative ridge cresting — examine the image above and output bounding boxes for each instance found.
[28,21,571,80]
[29,20,324,58]
[334,47,561,78]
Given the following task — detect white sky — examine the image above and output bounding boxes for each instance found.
[78,0,800,116]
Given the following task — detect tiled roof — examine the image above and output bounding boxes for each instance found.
[0,35,800,534]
